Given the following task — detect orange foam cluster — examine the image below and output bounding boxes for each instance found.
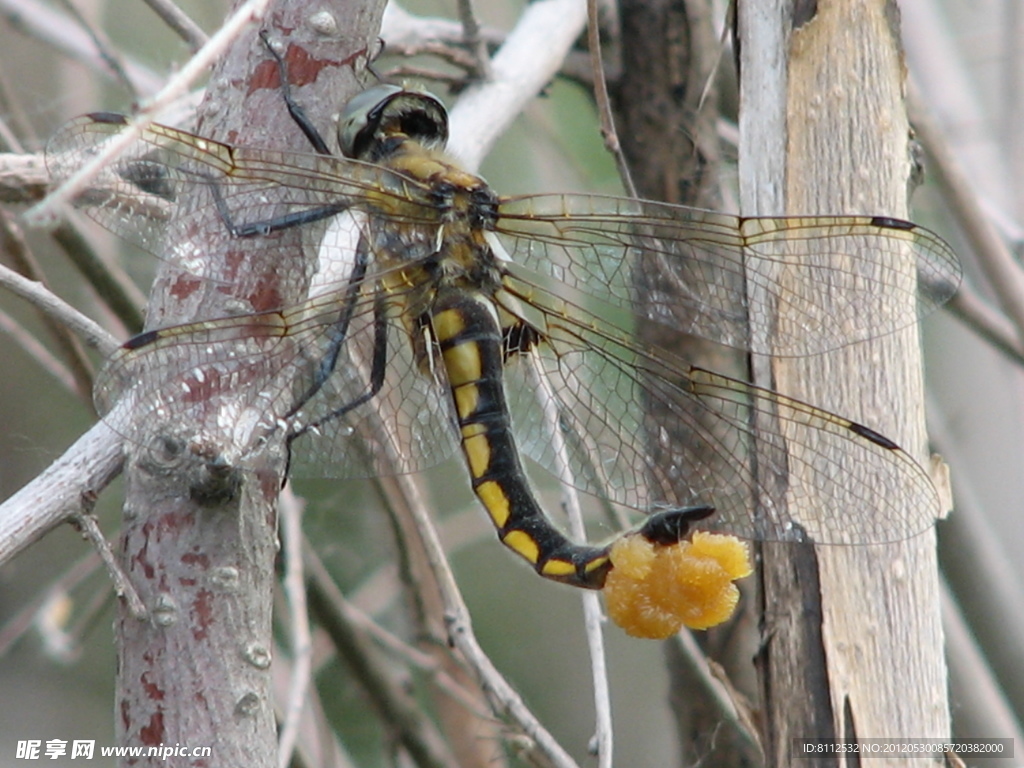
[604,531,753,639]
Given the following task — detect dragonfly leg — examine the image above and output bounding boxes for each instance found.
[284,237,372,424]
[189,33,349,240]
[287,291,388,445]
[207,179,348,238]
[282,292,387,480]
[258,29,333,156]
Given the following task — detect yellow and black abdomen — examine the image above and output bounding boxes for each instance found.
[430,290,613,589]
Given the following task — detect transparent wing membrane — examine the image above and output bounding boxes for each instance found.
[499,195,959,356]
[94,271,460,480]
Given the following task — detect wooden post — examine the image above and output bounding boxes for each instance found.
[737,1,950,766]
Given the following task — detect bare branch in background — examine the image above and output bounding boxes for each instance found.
[68,509,145,619]
[910,89,1024,345]
[0,152,49,202]
[454,0,491,80]
[275,487,312,768]
[26,0,273,226]
[447,0,588,171]
[54,0,140,102]
[0,0,165,96]
[0,306,79,391]
[140,0,209,51]
[0,260,117,356]
[0,419,123,564]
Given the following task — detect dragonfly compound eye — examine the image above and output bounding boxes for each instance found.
[338,85,449,160]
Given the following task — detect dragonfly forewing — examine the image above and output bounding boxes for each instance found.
[497,194,961,357]
[46,114,443,301]
[49,115,960,360]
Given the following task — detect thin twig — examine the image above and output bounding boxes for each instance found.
[940,582,1024,752]
[378,66,469,89]
[305,540,489,719]
[382,3,597,90]
[943,286,1024,367]
[455,0,491,80]
[0,417,124,567]
[0,0,165,97]
[383,470,581,768]
[70,509,146,619]
[303,532,456,768]
[0,68,33,152]
[909,86,1024,342]
[447,0,588,172]
[140,0,209,52]
[382,2,504,53]
[670,630,765,760]
[364,411,575,766]
[1,210,95,399]
[586,0,636,198]
[0,260,118,355]
[51,222,146,335]
[0,307,77,391]
[383,42,482,72]
[277,486,312,768]
[0,117,21,155]
[527,358,613,768]
[927,398,1024,721]
[55,0,139,103]
[268,635,357,768]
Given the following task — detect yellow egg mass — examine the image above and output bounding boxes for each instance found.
[604,531,753,639]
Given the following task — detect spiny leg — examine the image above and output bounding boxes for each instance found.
[208,181,349,238]
[284,235,375,424]
[287,290,389,446]
[258,29,332,156]
[196,32,349,240]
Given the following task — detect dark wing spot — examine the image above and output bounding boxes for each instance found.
[123,329,160,351]
[870,215,915,231]
[88,112,129,125]
[848,421,900,450]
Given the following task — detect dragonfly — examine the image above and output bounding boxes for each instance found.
[45,52,960,589]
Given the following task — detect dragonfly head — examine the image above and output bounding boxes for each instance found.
[338,84,449,162]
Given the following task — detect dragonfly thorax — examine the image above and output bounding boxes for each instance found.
[340,85,502,257]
